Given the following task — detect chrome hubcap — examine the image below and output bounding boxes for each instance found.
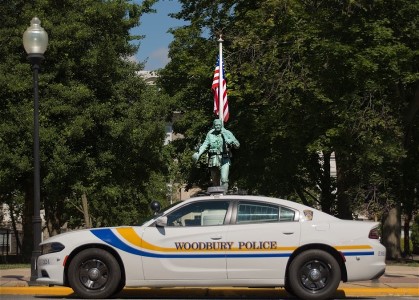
[309,268,321,281]
[299,259,330,291]
[88,268,100,280]
[78,259,108,290]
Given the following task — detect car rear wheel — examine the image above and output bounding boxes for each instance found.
[288,249,341,300]
[68,248,121,299]
[284,277,295,296]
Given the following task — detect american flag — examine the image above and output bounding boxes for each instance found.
[212,56,229,122]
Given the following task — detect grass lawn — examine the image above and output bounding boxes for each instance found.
[0,263,30,270]
[386,259,419,267]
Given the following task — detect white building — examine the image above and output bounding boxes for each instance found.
[137,71,158,85]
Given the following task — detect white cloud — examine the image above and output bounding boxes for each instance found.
[126,55,139,63]
[146,47,171,70]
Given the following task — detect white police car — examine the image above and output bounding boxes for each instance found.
[37,190,386,299]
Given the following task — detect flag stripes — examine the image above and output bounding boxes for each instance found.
[212,56,229,122]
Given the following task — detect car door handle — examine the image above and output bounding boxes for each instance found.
[210,235,222,240]
[282,232,294,235]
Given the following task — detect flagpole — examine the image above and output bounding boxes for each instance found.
[218,35,224,126]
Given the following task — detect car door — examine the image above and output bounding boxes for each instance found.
[141,200,231,280]
[226,200,301,279]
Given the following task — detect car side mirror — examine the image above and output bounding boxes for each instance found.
[155,216,167,227]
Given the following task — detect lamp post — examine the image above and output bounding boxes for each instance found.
[23,17,48,283]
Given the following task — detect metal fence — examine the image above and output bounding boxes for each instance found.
[0,228,23,263]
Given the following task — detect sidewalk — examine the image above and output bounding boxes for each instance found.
[1,265,418,297]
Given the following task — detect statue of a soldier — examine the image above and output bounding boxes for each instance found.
[192,119,240,190]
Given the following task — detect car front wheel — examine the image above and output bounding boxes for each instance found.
[68,248,121,299]
[288,249,341,300]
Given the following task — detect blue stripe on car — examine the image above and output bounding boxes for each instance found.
[91,228,374,259]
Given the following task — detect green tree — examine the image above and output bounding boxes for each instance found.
[161,0,418,259]
[0,0,173,261]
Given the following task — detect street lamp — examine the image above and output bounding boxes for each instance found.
[23,17,48,283]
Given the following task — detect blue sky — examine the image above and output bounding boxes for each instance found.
[132,0,186,71]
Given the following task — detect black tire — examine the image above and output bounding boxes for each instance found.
[68,248,121,299]
[284,276,295,296]
[288,249,341,300]
[112,279,125,296]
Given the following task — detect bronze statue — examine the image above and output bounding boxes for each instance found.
[193,119,240,190]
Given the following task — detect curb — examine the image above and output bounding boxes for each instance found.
[337,287,419,297]
[1,286,418,297]
[0,286,73,296]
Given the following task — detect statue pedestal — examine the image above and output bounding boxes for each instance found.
[207,186,227,194]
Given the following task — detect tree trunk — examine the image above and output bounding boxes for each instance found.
[403,213,412,256]
[319,151,334,215]
[382,207,402,260]
[45,204,63,237]
[9,203,22,257]
[334,151,353,220]
[82,193,91,228]
[400,83,419,257]
[295,187,310,206]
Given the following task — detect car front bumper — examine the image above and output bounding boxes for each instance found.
[36,253,66,286]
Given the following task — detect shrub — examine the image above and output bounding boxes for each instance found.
[400,237,413,253]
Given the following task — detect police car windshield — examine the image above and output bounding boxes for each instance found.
[142,201,181,224]
[159,201,181,214]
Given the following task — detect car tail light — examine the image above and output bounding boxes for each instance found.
[368,227,380,239]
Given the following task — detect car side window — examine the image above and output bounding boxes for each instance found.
[166,200,230,227]
[237,202,296,224]
[280,207,296,221]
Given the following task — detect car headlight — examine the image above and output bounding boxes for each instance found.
[41,242,65,255]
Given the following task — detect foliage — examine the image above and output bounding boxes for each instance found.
[1,0,418,263]
[400,237,413,254]
[0,0,171,260]
[160,0,418,257]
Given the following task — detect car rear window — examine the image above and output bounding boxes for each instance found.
[237,202,295,224]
